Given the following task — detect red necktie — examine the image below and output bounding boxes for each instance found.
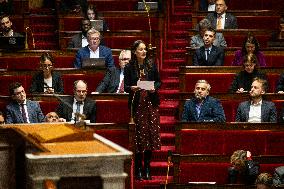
[119,78,124,93]
[20,104,28,123]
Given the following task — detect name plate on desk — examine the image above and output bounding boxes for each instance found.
[137,2,158,10]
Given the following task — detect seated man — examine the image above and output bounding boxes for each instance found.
[74,28,114,68]
[56,80,96,123]
[45,112,65,123]
[6,82,44,124]
[95,49,131,93]
[67,18,92,49]
[206,0,238,30]
[193,27,224,66]
[181,79,226,122]
[235,77,277,122]
[0,15,22,37]
[190,18,227,48]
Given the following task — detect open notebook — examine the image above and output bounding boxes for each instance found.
[90,20,104,31]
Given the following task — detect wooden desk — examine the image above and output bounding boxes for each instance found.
[0,123,132,189]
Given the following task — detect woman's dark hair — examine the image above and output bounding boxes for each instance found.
[241,33,260,54]
[40,52,55,65]
[86,4,98,19]
[130,40,153,77]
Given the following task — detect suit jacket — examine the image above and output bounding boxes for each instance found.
[95,67,122,93]
[193,45,224,66]
[276,73,284,92]
[190,32,227,48]
[206,12,238,29]
[181,96,226,122]
[29,71,64,94]
[124,61,161,112]
[74,45,114,68]
[56,96,96,123]
[231,50,267,67]
[6,100,44,124]
[235,100,277,122]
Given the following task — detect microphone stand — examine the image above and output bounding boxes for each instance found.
[164,150,172,189]
[142,0,152,50]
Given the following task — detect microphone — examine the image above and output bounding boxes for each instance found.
[52,93,87,129]
[25,26,36,49]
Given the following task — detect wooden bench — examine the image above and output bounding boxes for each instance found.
[191,11,281,30]
[171,153,284,184]
[186,47,284,67]
[188,29,275,48]
[179,93,284,122]
[0,69,106,95]
[179,66,284,93]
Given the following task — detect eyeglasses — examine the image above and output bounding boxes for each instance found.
[244,64,254,68]
[90,37,100,41]
[76,90,87,94]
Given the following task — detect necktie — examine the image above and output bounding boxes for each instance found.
[76,101,81,113]
[205,49,210,60]
[119,78,124,93]
[217,16,222,29]
[20,104,28,123]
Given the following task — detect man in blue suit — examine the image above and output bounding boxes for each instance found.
[74,28,114,68]
[181,80,226,122]
[6,82,44,124]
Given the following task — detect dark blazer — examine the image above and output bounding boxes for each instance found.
[276,73,284,92]
[6,100,45,124]
[29,71,64,94]
[124,61,161,112]
[67,33,83,48]
[74,45,114,68]
[95,67,122,93]
[229,70,267,93]
[56,96,96,123]
[193,45,224,66]
[181,96,226,122]
[235,100,277,122]
[206,12,238,29]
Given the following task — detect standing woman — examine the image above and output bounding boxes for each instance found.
[124,40,161,180]
[30,52,64,94]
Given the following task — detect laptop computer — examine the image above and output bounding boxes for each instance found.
[90,20,104,31]
[0,36,25,50]
[82,57,106,68]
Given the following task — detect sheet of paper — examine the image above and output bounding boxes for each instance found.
[137,80,154,90]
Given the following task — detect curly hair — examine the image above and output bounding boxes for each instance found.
[230,150,247,172]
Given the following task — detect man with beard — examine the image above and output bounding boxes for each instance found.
[235,77,277,122]
[73,28,114,68]
[68,18,92,49]
[181,80,226,122]
[192,27,224,66]
[0,16,22,37]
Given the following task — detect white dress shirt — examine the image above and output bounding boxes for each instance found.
[248,100,262,123]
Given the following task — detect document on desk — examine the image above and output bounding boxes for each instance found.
[137,80,155,90]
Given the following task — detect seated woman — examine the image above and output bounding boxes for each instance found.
[228,150,259,185]
[30,53,64,94]
[231,33,266,67]
[229,54,267,93]
[85,4,109,32]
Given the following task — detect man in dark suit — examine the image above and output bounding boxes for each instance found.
[67,18,91,49]
[6,82,44,124]
[0,15,22,37]
[193,27,224,66]
[74,28,114,68]
[95,50,131,93]
[56,80,96,123]
[236,78,277,122]
[205,0,238,29]
[181,80,226,122]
